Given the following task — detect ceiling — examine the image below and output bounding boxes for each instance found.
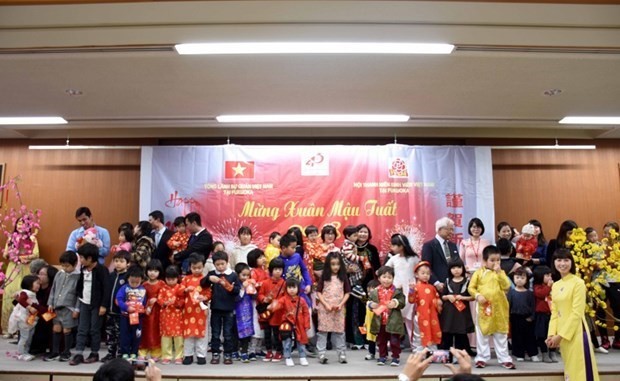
[0,1,619,141]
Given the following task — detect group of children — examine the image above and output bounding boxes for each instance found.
[10,220,561,371]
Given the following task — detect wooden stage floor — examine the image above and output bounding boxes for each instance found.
[0,338,619,381]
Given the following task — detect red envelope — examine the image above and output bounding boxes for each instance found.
[453,300,466,312]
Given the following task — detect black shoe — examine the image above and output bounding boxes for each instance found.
[44,353,60,362]
[197,357,206,365]
[101,353,116,362]
[59,353,72,362]
[84,353,99,364]
[69,354,84,366]
[182,356,193,365]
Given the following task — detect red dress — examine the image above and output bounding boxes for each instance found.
[251,267,270,290]
[140,280,166,350]
[157,283,185,337]
[273,294,311,344]
[257,277,286,326]
[181,274,212,338]
[409,282,442,347]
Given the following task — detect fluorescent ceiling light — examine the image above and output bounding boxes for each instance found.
[28,145,141,150]
[216,114,410,123]
[492,145,596,150]
[175,42,454,55]
[559,117,620,125]
[0,116,67,125]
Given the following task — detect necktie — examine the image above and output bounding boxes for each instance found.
[155,231,161,246]
[443,240,451,260]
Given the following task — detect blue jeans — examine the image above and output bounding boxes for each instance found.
[120,315,143,356]
[283,338,306,359]
[210,309,235,356]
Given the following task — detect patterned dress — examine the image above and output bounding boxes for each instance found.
[317,276,348,333]
[409,281,442,346]
[157,283,185,337]
[140,280,165,350]
[181,274,211,338]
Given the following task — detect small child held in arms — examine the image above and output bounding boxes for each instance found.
[201,251,241,365]
[45,251,80,362]
[468,245,514,370]
[102,249,131,362]
[268,278,311,367]
[157,266,185,365]
[303,225,322,280]
[316,252,351,364]
[363,280,379,361]
[257,257,286,362]
[367,266,406,367]
[115,265,148,361]
[516,224,537,265]
[167,217,190,256]
[439,259,474,354]
[408,261,442,350]
[264,232,281,265]
[234,263,255,362]
[508,268,540,362]
[13,275,41,361]
[70,243,110,366]
[109,224,133,272]
[181,253,211,365]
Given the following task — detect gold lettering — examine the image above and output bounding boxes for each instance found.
[365,200,397,216]
[327,200,360,221]
[238,201,280,221]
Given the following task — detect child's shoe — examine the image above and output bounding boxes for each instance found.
[248,352,257,361]
[516,357,525,362]
[377,357,387,366]
[59,352,72,362]
[174,358,183,365]
[224,355,233,365]
[390,358,400,367]
[210,354,220,364]
[100,353,116,362]
[19,354,35,361]
[365,353,375,360]
[595,347,609,354]
[299,357,309,366]
[263,351,273,362]
[501,362,516,370]
[338,353,347,364]
[197,357,207,365]
[272,352,283,362]
[286,358,295,367]
[255,350,267,358]
[474,361,486,368]
[44,353,60,362]
[319,354,328,364]
[183,356,193,365]
[240,353,250,363]
[69,354,84,366]
[530,355,541,362]
[161,359,171,365]
[542,352,553,363]
[549,351,560,363]
[85,353,100,363]
[122,354,130,361]
[231,352,240,361]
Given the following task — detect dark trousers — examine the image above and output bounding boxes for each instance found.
[440,333,471,352]
[510,314,538,358]
[120,316,142,356]
[376,325,401,360]
[105,314,121,355]
[345,297,366,346]
[239,337,251,354]
[75,304,104,354]
[367,341,376,356]
[264,325,282,352]
[210,309,235,356]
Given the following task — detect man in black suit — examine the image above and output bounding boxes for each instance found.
[149,210,174,269]
[173,212,213,268]
[421,217,459,292]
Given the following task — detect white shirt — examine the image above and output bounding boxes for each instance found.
[79,269,93,305]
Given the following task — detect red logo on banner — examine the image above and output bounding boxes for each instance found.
[224,161,255,179]
[389,157,409,178]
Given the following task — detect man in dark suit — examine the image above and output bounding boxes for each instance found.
[173,212,213,267]
[149,210,173,269]
[421,217,459,292]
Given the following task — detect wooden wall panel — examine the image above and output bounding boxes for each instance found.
[492,142,620,239]
[0,142,140,265]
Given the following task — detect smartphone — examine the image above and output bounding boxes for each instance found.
[426,350,453,364]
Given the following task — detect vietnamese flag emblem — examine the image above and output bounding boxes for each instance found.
[224,161,255,179]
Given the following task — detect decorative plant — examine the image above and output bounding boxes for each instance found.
[0,176,42,294]
[568,227,620,333]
